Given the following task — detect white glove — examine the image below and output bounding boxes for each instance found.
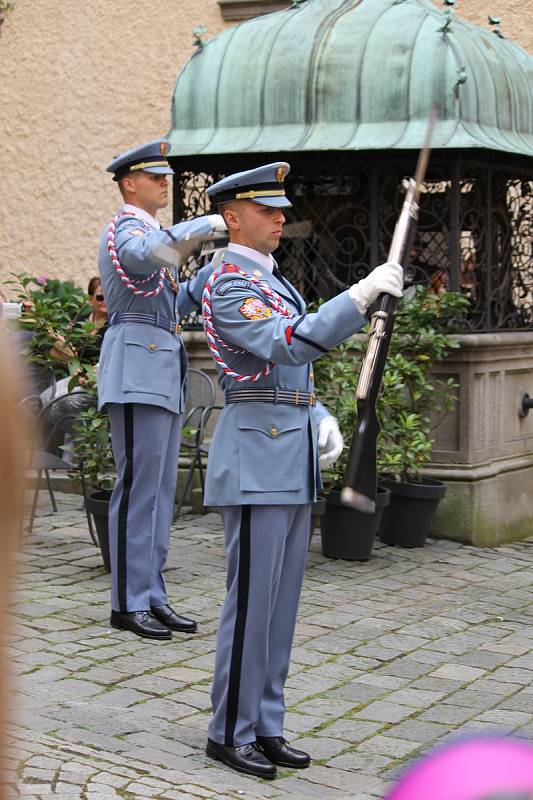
[349,261,403,314]
[207,213,227,233]
[318,415,343,468]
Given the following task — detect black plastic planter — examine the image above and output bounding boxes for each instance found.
[378,477,446,548]
[85,489,112,572]
[320,486,391,561]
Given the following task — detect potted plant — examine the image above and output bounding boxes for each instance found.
[7,273,95,383]
[314,286,469,554]
[376,286,468,547]
[69,404,114,572]
[313,341,391,561]
[7,273,114,568]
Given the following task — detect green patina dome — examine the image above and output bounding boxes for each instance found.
[168,0,533,158]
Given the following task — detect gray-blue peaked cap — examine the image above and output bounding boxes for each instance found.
[106,139,174,182]
[207,162,292,208]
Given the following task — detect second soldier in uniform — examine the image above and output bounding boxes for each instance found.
[201,162,403,778]
[98,139,224,640]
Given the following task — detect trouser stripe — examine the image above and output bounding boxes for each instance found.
[117,404,134,612]
[224,505,251,746]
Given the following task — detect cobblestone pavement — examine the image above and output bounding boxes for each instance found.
[5,493,533,799]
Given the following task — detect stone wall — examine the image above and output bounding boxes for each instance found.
[0,0,228,291]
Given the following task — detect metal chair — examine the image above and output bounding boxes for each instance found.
[175,368,217,515]
[18,363,57,419]
[26,391,97,540]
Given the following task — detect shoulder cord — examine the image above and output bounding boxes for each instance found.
[202,263,292,383]
[107,212,166,298]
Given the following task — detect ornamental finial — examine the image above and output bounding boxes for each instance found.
[455,65,468,90]
[192,23,206,49]
[488,14,503,37]
[438,0,454,35]
[454,65,467,98]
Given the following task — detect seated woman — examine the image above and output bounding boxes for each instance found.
[50,277,108,365]
[77,276,108,362]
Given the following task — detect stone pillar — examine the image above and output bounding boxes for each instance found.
[428,333,533,546]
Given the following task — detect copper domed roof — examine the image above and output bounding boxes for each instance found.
[168,0,533,157]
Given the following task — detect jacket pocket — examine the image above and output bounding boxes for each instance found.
[237,404,305,492]
[122,330,179,398]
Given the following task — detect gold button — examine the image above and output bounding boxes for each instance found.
[148,343,156,351]
[270,427,279,438]
[175,323,182,334]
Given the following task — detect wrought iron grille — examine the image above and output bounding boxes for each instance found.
[172,154,533,332]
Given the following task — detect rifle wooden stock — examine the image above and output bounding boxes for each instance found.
[341,113,435,512]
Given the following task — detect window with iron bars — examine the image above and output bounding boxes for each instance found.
[173,154,533,333]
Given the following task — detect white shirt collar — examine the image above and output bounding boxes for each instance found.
[122,203,161,230]
[226,243,275,274]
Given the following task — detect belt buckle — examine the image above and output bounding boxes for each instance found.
[310,392,316,406]
[175,323,182,335]
[295,388,300,405]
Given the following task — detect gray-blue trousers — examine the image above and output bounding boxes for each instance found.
[208,504,311,746]
[108,403,182,612]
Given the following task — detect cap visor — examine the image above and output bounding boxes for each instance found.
[143,165,174,175]
[250,196,292,208]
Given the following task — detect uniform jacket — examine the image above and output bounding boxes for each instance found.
[204,248,367,506]
[97,208,213,413]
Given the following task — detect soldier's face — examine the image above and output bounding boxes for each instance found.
[127,172,169,212]
[224,201,285,255]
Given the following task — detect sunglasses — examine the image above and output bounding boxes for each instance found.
[94,294,105,301]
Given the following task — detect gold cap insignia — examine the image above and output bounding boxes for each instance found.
[276,165,288,183]
[160,141,170,156]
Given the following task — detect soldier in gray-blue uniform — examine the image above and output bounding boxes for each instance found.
[202,162,403,778]
[98,139,224,640]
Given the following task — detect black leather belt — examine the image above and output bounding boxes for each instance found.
[109,312,182,335]
[225,388,316,406]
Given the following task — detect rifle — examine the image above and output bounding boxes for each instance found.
[341,113,435,513]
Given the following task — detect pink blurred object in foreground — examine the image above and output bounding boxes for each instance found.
[386,736,533,800]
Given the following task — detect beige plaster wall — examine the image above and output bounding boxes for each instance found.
[0,0,532,291]
[439,0,533,52]
[0,0,228,291]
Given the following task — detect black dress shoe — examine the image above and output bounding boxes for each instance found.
[150,604,197,633]
[206,738,276,780]
[110,610,171,640]
[256,736,311,768]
